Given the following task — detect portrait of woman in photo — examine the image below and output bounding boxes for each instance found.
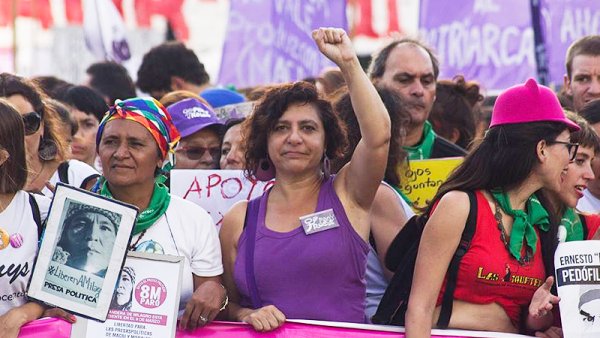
[53,202,120,277]
[110,267,135,311]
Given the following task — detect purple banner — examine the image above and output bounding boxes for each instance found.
[218,0,346,88]
[419,0,536,92]
[542,0,600,88]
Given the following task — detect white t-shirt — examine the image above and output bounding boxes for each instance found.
[0,191,50,315]
[577,189,600,214]
[130,195,223,313]
[42,159,99,198]
[364,184,414,321]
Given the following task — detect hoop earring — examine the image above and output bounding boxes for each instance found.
[322,154,331,179]
[255,157,275,181]
[38,136,57,161]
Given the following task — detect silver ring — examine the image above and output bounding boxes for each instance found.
[199,315,207,323]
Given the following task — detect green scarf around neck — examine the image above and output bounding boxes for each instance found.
[405,121,436,160]
[562,208,584,241]
[98,176,170,235]
[491,189,550,261]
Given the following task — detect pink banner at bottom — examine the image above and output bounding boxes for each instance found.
[176,320,532,338]
[19,318,71,338]
[17,318,533,338]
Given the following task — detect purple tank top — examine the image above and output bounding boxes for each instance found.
[234,176,369,323]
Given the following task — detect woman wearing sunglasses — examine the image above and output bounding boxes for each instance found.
[0,73,98,196]
[166,98,224,170]
[405,79,580,337]
[0,99,52,338]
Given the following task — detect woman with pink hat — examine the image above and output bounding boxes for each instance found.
[405,78,580,336]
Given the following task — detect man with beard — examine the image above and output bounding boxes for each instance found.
[368,39,466,160]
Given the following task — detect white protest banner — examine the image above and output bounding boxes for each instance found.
[170,170,274,229]
[555,240,600,337]
[71,252,183,338]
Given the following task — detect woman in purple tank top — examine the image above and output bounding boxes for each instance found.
[219,27,391,331]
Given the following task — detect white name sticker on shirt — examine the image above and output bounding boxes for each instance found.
[300,209,339,235]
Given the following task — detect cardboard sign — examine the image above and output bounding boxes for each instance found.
[555,240,600,337]
[397,158,463,211]
[71,252,184,338]
[28,184,138,321]
[170,170,274,229]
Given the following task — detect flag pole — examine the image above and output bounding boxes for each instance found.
[11,0,17,73]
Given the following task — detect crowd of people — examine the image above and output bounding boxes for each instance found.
[0,26,599,338]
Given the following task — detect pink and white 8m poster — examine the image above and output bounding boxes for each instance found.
[72,252,183,338]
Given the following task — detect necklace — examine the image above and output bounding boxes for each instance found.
[129,230,147,251]
[493,202,532,266]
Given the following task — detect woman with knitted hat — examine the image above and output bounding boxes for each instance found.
[91,98,226,330]
[405,78,580,336]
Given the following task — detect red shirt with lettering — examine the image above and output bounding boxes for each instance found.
[437,190,547,327]
[584,214,600,240]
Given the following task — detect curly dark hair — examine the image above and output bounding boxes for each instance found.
[137,42,209,95]
[243,81,347,179]
[333,86,410,187]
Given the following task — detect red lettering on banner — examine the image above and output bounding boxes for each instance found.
[215,211,224,227]
[206,174,222,198]
[183,177,202,199]
[221,178,243,199]
[134,0,188,40]
[245,179,258,200]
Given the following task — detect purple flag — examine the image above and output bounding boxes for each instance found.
[419,0,536,92]
[218,0,346,88]
[542,0,600,87]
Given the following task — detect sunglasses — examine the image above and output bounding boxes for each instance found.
[176,146,221,160]
[22,112,42,135]
[548,140,579,162]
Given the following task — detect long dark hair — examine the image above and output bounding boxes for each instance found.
[433,122,567,198]
[0,99,27,193]
[431,121,568,279]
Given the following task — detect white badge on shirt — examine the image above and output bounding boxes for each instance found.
[300,208,340,235]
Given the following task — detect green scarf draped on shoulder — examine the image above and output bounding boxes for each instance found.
[97,176,170,235]
[491,189,550,261]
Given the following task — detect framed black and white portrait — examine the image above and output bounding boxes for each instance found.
[28,183,138,321]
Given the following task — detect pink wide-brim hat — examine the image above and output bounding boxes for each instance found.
[490,78,580,132]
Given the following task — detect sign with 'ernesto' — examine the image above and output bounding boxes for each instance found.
[555,240,600,337]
